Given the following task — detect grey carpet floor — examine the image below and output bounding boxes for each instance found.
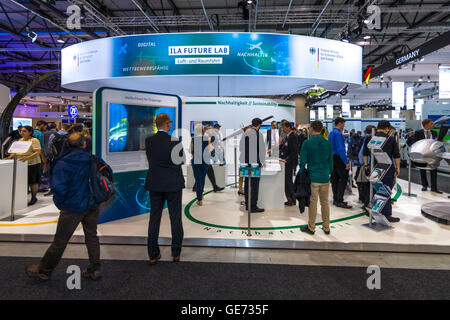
[0,257,449,300]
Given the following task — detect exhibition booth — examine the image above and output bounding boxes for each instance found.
[1,32,449,253]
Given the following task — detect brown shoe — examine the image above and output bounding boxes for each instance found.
[26,264,49,280]
[173,256,180,263]
[149,253,161,265]
[82,269,101,281]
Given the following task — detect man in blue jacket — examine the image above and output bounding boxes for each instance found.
[26,133,101,281]
[328,117,352,209]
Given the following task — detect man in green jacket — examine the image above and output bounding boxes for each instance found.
[298,121,333,235]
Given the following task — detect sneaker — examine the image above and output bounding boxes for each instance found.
[300,226,315,235]
[421,187,427,191]
[26,264,49,281]
[386,216,400,223]
[82,269,101,281]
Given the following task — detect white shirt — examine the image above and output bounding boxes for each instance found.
[271,129,279,147]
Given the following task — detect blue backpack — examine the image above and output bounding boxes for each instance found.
[89,155,115,205]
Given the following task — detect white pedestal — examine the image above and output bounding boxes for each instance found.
[186,164,227,189]
[258,161,285,209]
[0,160,28,220]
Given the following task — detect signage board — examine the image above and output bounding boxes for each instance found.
[68,105,79,117]
[439,65,450,99]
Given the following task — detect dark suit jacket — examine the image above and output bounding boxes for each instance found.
[144,131,185,192]
[281,132,300,165]
[414,129,437,142]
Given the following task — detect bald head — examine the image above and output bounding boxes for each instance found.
[67,132,86,149]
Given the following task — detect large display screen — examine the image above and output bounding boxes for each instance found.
[12,117,32,130]
[62,33,362,87]
[189,120,218,135]
[108,103,176,153]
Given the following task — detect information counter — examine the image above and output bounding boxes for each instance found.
[0,160,28,220]
[258,160,285,209]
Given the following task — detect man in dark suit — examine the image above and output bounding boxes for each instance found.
[145,113,185,264]
[239,118,266,213]
[414,119,442,193]
[280,121,300,206]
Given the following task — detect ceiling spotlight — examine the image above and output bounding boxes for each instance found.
[26,27,37,43]
[363,35,371,40]
[340,32,350,43]
[427,76,431,83]
[57,36,64,44]
[419,57,424,62]
[419,76,423,82]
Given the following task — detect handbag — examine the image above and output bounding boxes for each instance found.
[355,166,369,183]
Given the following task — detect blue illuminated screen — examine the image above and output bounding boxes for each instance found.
[108,103,176,153]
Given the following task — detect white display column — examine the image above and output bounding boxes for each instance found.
[258,161,285,209]
[0,160,28,220]
[0,83,10,116]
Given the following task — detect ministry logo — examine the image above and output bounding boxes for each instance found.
[309,47,320,68]
[73,54,79,71]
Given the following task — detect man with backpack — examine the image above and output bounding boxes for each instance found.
[26,132,112,281]
[44,123,71,197]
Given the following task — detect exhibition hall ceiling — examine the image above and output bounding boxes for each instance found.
[0,0,449,106]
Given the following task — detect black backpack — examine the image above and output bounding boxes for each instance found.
[89,155,115,206]
[348,135,363,161]
[49,133,68,162]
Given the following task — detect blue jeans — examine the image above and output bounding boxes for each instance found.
[192,164,209,200]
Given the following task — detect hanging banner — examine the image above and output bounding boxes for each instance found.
[439,65,450,99]
[415,99,424,118]
[371,31,450,78]
[326,104,334,119]
[406,87,414,110]
[318,107,325,120]
[310,110,316,121]
[392,82,404,111]
[341,99,350,117]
